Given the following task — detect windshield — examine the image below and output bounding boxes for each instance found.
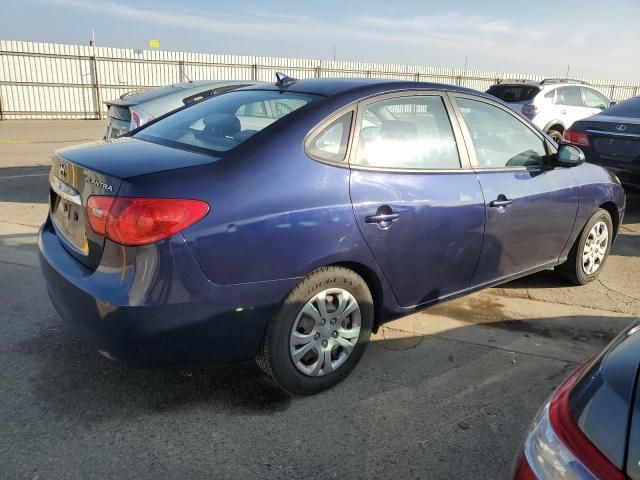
[486,85,541,103]
[135,90,319,153]
[603,96,640,117]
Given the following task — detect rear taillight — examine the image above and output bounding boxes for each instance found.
[87,196,116,235]
[87,196,209,246]
[129,108,154,130]
[564,128,591,147]
[513,364,624,480]
[522,104,539,116]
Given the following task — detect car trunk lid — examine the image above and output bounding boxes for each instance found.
[50,138,219,270]
[49,153,123,270]
[579,115,640,163]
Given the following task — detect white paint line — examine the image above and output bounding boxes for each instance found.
[0,173,50,180]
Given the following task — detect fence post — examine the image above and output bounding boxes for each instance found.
[91,50,103,120]
[251,64,258,81]
[415,73,420,83]
[314,66,321,78]
[179,60,186,82]
[0,87,4,121]
[610,85,616,101]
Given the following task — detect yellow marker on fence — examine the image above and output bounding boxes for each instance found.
[149,39,160,49]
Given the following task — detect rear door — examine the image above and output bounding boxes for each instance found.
[348,92,485,307]
[449,94,579,286]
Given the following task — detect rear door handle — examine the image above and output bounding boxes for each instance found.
[560,109,567,115]
[365,213,400,223]
[489,195,513,208]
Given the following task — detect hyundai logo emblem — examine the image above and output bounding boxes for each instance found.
[59,163,68,178]
[616,124,627,132]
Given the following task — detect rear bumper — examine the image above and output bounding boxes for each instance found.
[38,218,295,367]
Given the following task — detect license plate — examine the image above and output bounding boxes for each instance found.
[594,137,640,161]
[51,194,89,255]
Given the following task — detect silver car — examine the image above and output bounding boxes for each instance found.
[104,80,256,139]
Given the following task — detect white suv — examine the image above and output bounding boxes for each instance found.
[486,79,613,143]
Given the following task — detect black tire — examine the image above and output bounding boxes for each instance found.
[547,128,564,144]
[257,267,374,395]
[556,209,613,285]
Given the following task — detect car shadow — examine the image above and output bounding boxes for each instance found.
[19,310,634,423]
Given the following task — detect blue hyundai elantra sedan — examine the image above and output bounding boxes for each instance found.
[39,75,626,394]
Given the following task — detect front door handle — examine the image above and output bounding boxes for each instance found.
[489,195,513,208]
[560,109,567,115]
[365,213,400,223]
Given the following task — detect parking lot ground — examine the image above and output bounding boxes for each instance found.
[1,121,639,479]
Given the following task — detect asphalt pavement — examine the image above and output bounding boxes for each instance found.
[0,121,638,479]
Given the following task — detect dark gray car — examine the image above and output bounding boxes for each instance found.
[513,317,640,479]
[104,80,256,139]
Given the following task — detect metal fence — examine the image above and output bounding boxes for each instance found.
[1,40,639,120]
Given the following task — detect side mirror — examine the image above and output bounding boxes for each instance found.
[553,144,586,167]
[610,101,617,107]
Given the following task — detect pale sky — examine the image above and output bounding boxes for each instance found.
[2,0,639,81]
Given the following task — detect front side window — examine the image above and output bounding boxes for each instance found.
[353,95,460,169]
[555,87,583,107]
[455,98,547,168]
[136,90,318,153]
[306,112,353,163]
[582,88,609,110]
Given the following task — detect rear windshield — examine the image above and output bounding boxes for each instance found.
[135,90,319,153]
[486,85,541,103]
[603,96,640,117]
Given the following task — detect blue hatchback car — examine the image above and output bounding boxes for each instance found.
[39,76,626,394]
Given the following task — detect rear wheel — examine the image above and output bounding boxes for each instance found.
[556,209,613,285]
[547,128,564,144]
[257,267,373,395]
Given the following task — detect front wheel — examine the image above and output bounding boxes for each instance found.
[257,267,373,395]
[556,209,613,285]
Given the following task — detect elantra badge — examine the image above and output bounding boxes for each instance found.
[85,176,113,192]
[616,124,627,132]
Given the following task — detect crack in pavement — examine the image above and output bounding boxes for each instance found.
[379,324,583,365]
[596,277,640,303]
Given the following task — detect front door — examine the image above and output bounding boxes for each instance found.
[450,95,579,287]
[349,93,485,307]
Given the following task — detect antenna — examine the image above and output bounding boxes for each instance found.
[275,72,297,87]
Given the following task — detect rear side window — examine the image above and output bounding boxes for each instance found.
[306,112,353,163]
[582,88,609,110]
[455,98,546,169]
[487,85,541,103]
[136,90,318,153]
[353,95,460,169]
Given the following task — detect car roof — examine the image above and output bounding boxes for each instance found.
[241,77,485,98]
